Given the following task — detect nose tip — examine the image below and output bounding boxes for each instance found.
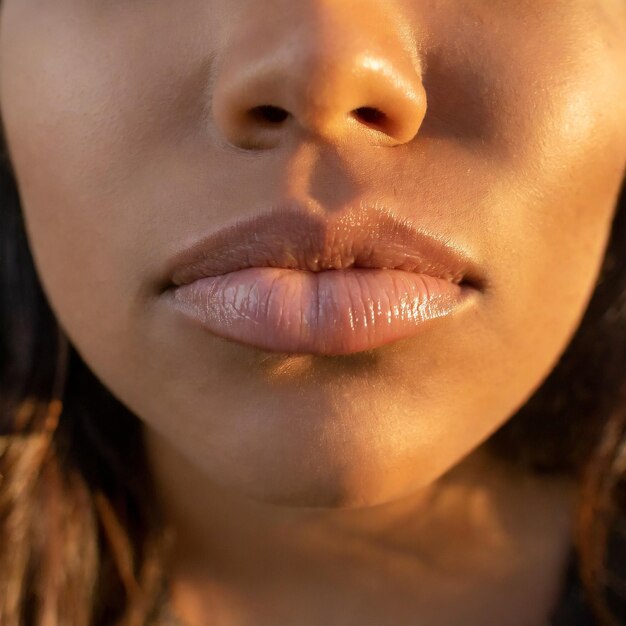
[211,6,427,150]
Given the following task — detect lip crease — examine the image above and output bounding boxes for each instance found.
[161,200,484,355]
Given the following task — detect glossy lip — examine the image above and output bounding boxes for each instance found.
[161,200,485,290]
[160,200,485,355]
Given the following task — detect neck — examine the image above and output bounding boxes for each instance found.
[144,428,577,626]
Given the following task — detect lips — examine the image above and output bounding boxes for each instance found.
[162,201,483,355]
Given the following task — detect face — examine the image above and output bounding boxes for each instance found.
[1,0,625,508]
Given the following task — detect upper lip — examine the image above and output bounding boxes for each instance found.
[162,200,484,290]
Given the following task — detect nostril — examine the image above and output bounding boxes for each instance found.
[353,106,387,127]
[249,105,289,124]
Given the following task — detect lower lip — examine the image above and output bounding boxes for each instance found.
[168,268,475,356]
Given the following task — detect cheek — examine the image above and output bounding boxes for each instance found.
[466,14,626,383]
[0,2,212,341]
[468,129,626,425]
[493,106,625,386]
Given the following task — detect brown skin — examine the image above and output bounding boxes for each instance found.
[1,1,626,624]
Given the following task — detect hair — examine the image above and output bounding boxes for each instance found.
[0,127,625,626]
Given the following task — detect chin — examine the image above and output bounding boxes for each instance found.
[220,455,438,510]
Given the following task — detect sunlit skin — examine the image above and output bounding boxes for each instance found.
[1,1,626,624]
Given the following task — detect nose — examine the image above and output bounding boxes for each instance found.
[211,2,427,150]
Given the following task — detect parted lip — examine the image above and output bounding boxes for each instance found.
[162,200,484,290]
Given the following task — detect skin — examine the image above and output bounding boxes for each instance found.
[1,0,626,624]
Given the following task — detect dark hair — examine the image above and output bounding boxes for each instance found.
[0,122,625,623]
